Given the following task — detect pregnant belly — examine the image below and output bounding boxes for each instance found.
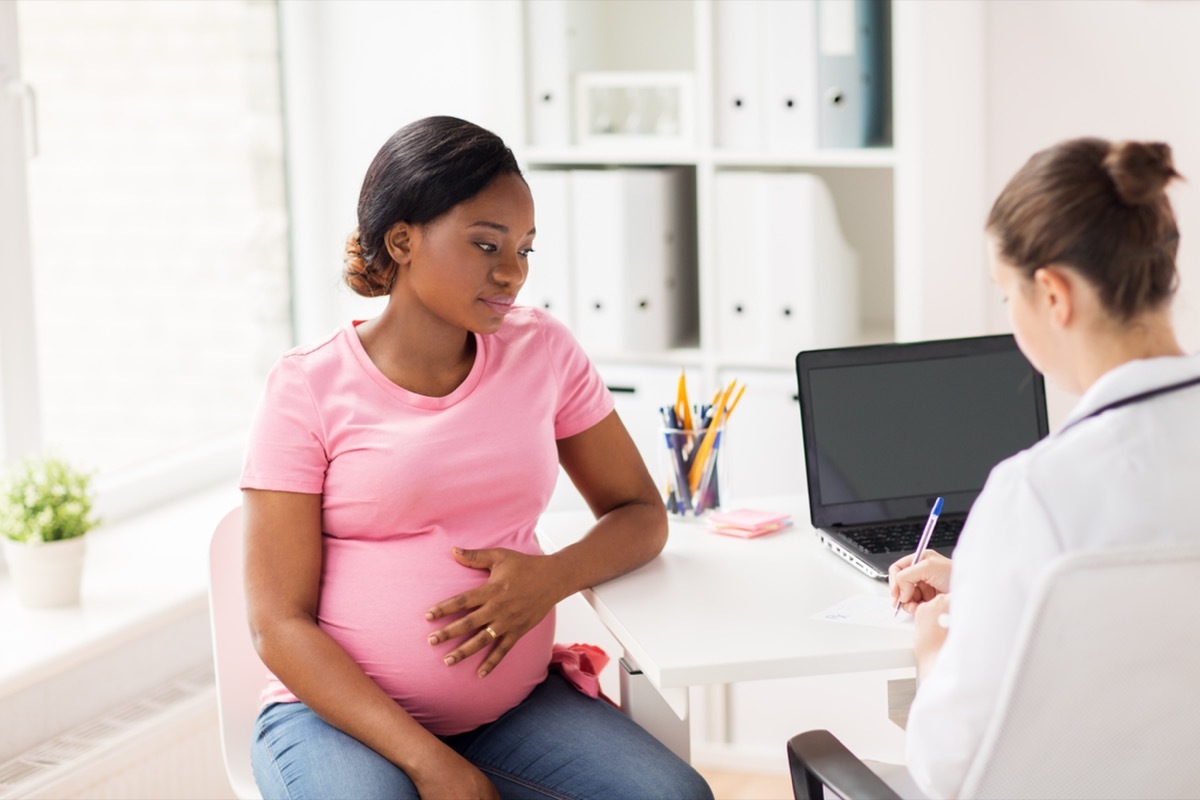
[317,535,555,735]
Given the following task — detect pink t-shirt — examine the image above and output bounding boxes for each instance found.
[240,307,614,735]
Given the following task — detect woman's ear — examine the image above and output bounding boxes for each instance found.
[1033,266,1075,329]
[384,222,414,268]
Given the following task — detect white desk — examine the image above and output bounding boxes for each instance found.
[536,496,915,759]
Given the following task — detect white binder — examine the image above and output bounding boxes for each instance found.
[525,0,572,146]
[712,0,763,149]
[762,0,819,152]
[714,171,770,356]
[570,171,623,353]
[803,175,859,350]
[569,168,691,355]
[522,169,573,326]
[762,172,858,358]
[715,171,856,360]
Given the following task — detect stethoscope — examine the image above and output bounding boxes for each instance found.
[1058,374,1200,435]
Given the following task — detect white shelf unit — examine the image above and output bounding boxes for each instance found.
[523,0,990,502]
[523,0,990,766]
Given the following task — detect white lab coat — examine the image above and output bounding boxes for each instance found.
[904,353,1200,799]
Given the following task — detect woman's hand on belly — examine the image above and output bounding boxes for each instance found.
[425,547,569,678]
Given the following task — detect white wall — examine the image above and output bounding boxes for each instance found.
[893,0,990,343]
[982,0,1200,354]
[279,0,525,343]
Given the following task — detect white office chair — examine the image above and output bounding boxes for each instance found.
[788,541,1200,799]
[208,506,264,800]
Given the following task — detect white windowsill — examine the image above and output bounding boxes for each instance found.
[0,482,240,708]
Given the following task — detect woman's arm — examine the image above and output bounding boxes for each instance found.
[426,410,666,675]
[549,408,669,585]
[243,488,498,800]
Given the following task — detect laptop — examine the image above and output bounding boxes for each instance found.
[795,334,1049,579]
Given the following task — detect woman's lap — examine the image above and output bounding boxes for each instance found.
[252,672,713,800]
[447,671,713,800]
[252,699,419,800]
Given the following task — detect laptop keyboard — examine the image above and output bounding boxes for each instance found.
[844,517,965,555]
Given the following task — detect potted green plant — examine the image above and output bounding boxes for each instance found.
[0,455,99,608]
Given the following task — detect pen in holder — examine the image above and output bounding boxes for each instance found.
[659,375,743,518]
[658,420,728,518]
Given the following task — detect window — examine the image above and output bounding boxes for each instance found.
[4,0,291,493]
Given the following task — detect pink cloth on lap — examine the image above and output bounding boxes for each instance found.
[550,643,611,700]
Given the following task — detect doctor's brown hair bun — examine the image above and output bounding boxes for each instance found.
[987,137,1182,321]
[1103,141,1180,207]
[343,116,523,299]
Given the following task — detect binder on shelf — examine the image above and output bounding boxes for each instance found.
[816,0,892,148]
[762,0,819,152]
[522,169,573,326]
[525,0,573,146]
[714,171,769,357]
[569,168,695,355]
[714,171,858,360]
[761,172,858,358]
[712,0,763,149]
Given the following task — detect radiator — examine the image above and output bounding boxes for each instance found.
[0,664,236,800]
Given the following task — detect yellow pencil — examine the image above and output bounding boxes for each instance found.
[724,383,746,422]
[677,369,694,433]
[688,381,737,492]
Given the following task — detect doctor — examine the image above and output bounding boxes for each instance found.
[889,137,1200,799]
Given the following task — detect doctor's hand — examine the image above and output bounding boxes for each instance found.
[889,550,953,615]
[912,592,951,681]
[425,547,566,678]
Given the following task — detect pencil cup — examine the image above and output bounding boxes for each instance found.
[658,424,728,518]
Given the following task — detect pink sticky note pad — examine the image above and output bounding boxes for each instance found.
[708,520,792,539]
[707,508,792,531]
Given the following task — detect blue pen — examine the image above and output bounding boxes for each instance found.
[893,496,943,616]
[661,407,693,513]
[694,425,723,514]
[685,404,712,474]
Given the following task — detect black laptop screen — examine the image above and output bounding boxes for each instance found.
[797,336,1048,526]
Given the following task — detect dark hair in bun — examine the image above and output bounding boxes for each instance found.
[986,137,1182,320]
[344,116,523,298]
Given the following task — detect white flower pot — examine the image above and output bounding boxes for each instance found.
[1,536,86,609]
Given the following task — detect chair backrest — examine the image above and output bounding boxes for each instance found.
[208,506,264,800]
[960,541,1200,799]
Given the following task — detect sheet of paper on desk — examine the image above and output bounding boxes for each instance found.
[813,595,914,628]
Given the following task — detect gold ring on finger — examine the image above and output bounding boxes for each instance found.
[484,625,499,641]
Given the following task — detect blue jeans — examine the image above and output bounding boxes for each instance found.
[252,671,714,800]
